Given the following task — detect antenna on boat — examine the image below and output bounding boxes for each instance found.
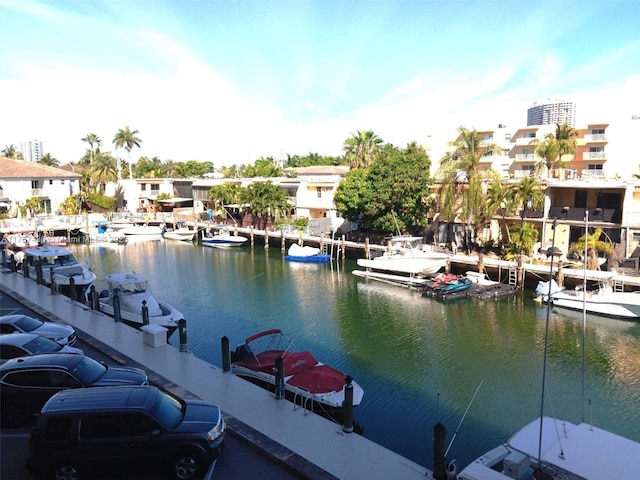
[538,217,560,467]
[444,379,483,457]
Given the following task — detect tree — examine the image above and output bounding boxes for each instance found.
[531,122,577,177]
[343,130,383,169]
[334,142,432,233]
[113,126,142,179]
[240,181,290,229]
[2,144,19,159]
[208,184,241,219]
[484,172,513,243]
[38,152,60,167]
[568,227,615,270]
[89,152,118,193]
[81,133,102,164]
[437,126,501,250]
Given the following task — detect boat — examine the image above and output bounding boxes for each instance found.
[356,235,450,276]
[550,271,640,319]
[97,271,182,337]
[21,245,96,300]
[201,228,247,248]
[120,224,163,236]
[4,232,39,251]
[231,329,364,413]
[457,224,640,480]
[284,243,331,263]
[533,278,564,303]
[163,227,195,242]
[422,273,473,299]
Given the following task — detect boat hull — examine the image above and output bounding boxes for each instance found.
[551,290,640,319]
[202,236,247,248]
[163,230,195,242]
[357,255,448,275]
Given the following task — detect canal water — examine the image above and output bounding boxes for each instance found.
[74,238,640,471]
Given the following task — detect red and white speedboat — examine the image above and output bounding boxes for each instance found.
[231,329,364,411]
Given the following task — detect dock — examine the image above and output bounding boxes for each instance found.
[0,269,437,480]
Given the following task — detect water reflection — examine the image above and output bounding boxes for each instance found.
[74,242,640,471]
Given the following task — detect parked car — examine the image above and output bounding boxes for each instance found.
[0,314,76,346]
[0,353,148,427]
[0,333,83,363]
[27,385,226,480]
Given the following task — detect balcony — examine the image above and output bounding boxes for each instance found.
[584,133,607,142]
[514,153,535,162]
[583,151,606,160]
[513,136,537,146]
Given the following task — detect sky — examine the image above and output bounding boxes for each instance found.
[1,0,639,168]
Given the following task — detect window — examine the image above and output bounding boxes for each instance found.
[43,417,73,441]
[122,414,157,436]
[151,184,160,191]
[80,415,122,439]
[588,164,603,170]
[524,132,536,139]
[316,187,322,199]
[31,180,40,189]
[49,370,82,388]
[589,146,604,153]
[591,128,605,135]
[49,180,53,185]
[3,370,48,386]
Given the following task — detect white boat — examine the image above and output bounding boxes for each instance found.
[202,228,247,248]
[550,272,640,319]
[356,236,450,275]
[533,278,564,303]
[120,225,163,236]
[21,245,96,300]
[163,228,195,242]
[231,329,364,412]
[285,243,331,263]
[97,272,182,336]
[458,232,640,480]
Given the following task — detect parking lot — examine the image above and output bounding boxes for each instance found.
[0,289,299,480]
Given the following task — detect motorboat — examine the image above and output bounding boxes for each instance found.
[162,221,197,242]
[163,228,196,242]
[457,416,640,480]
[550,272,640,319]
[120,225,163,236]
[21,245,96,301]
[422,273,473,299]
[202,228,247,248]
[231,329,364,412]
[284,243,331,263]
[533,278,564,303]
[97,272,182,336]
[356,235,450,276]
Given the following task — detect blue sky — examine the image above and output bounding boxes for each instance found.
[1,0,639,167]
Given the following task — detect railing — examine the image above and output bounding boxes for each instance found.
[514,153,535,162]
[584,134,607,142]
[583,151,606,160]
[580,169,604,178]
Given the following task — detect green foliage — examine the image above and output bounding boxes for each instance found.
[568,227,614,270]
[343,130,383,169]
[293,217,308,229]
[239,157,283,177]
[240,181,290,229]
[88,192,117,211]
[59,196,79,215]
[507,222,539,257]
[334,142,431,234]
[285,152,347,167]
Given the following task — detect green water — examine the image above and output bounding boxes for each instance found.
[76,239,640,470]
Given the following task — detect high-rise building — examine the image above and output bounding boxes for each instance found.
[19,140,43,163]
[527,99,575,126]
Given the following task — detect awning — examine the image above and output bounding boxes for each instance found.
[157,197,192,203]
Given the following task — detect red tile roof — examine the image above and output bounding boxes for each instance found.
[0,157,81,179]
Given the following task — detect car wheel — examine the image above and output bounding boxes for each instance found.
[171,451,203,480]
[52,460,81,480]
[0,404,27,428]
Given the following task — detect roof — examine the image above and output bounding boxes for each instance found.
[0,157,81,179]
[0,352,83,370]
[42,385,158,413]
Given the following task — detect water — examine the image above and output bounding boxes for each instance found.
[74,239,640,470]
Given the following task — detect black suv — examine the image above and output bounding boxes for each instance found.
[27,385,226,480]
[0,353,148,427]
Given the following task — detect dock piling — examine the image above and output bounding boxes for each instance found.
[141,300,149,326]
[342,376,354,433]
[221,336,230,372]
[178,318,188,352]
[113,294,121,323]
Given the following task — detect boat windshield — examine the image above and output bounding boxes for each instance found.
[120,282,148,294]
[37,254,78,268]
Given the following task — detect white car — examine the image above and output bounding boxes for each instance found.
[0,315,76,346]
[0,333,83,363]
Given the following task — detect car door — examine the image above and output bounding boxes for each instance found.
[77,414,129,474]
[1,369,64,416]
[120,413,163,468]
[0,344,27,361]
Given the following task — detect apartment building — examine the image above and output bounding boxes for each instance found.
[527,99,576,126]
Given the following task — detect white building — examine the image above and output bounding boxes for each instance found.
[19,140,44,163]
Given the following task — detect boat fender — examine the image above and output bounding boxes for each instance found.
[446,460,457,480]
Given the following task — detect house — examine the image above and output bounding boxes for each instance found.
[0,156,81,214]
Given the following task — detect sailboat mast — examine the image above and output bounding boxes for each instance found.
[538,218,558,466]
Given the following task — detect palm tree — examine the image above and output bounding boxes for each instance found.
[343,130,383,169]
[113,126,142,179]
[38,152,60,167]
[81,133,102,164]
[89,153,118,193]
[511,176,544,262]
[437,126,502,250]
[2,144,18,158]
[569,227,615,270]
[484,173,513,243]
[531,122,577,178]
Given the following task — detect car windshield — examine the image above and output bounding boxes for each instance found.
[23,336,61,354]
[152,390,185,429]
[70,356,106,384]
[14,316,44,333]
